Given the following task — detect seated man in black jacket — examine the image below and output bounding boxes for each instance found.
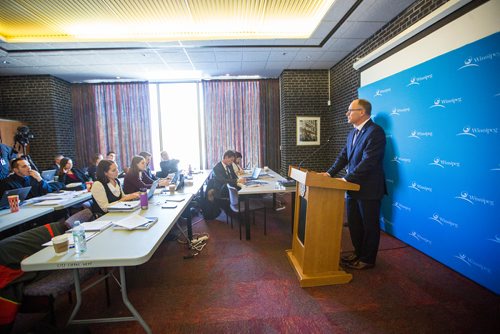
[0,158,51,199]
[211,150,245,198]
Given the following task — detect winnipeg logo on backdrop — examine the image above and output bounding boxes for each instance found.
[409,130,432,139]
[488,234,500,244]
[429,97,462,108]
[409,181,432,192]
[390,107,410,116]
[407,74,432,86]
[374,88,391,97]
[456,126,498,137]
[409,231,432,245]
[391,156,411,164]
[454,191,495,206]
[454,254,491,274]
[458,52,500,70]
[393,201,411,211]
[429,213,458,228]
[429,157,461,168]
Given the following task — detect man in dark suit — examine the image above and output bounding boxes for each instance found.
[139,151,158,180]
[0,158,51,199]
[211,150,240,198]
[322,98,386,270]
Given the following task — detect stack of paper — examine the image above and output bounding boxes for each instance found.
[108,200,140,211]
[113,214,152,230]
[68,221,112,232]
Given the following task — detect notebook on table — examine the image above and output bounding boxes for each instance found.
[0,187,32,210]
[107,200,140,211]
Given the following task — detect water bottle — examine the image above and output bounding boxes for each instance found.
[139,188,148,209]
[72,220,87,255]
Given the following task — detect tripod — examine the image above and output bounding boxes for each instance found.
[16,142,39,172]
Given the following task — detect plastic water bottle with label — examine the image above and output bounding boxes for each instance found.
[72,220,87,254]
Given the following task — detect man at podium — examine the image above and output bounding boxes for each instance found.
[321,98,386,270]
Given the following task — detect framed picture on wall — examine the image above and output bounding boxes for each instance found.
[296,116,320,146]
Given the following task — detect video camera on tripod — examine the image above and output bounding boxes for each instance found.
[13,126,39,172]
[14,126,34,147]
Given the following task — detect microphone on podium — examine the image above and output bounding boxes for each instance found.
[297,134,335,169]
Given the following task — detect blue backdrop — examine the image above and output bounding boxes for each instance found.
[358,32,499,294]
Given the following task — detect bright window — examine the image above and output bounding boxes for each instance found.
[149,83,203,172]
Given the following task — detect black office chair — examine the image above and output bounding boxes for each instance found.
[226,184,267,240]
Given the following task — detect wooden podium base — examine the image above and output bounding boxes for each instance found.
[286,250,353,287]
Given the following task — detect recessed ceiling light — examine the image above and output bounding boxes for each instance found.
[116,76,121,79]
[2,60,10,64]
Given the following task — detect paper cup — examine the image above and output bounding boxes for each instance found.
[8,195,19,213]
[86,181,93,192]
[264,166,269,172]
[52,235,69,255]
[169,184,176,194]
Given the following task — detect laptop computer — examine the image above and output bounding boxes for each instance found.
[147,179,160,199]
[170,171,184,191]
[41,169,56,181]
[0,187,32,209]
[245,167,262,180]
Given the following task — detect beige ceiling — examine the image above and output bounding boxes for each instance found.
[0,0,418,82]
[0,0,335,42]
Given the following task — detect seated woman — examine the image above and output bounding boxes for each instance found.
[58,157,90,190]
[123,155,169,194]
[91,160,139,216]
[87,153,103,181]
[232,151,244,175]
[158,151,179,178]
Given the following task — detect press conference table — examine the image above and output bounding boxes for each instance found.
[238,169,296,240]
[0,190,92,232]
[21,171,210,333]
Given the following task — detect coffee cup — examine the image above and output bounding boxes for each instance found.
[85,181,93,192]
[8,195,20,213]
[52,235,69,255]
[169,184,176,194]
[264,166,269,172]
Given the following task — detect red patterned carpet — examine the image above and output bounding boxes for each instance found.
[12,195,500,333]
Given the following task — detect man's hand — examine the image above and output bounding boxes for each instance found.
[29,170,42,182]
[320,172,331,177]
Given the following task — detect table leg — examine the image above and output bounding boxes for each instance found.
[67,267,152,334]
[245,196,251,240]
[67,269,82,325]
[118,266,152,334]
[291,192,296,234]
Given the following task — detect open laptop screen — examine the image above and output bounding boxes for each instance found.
[0,186,32,209]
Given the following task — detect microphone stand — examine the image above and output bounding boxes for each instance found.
[297,135,335,170]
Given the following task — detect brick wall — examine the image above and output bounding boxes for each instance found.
[279,0,449,177]
[0,75,75,171]
[279,70,330,175]
[327,0,449,175]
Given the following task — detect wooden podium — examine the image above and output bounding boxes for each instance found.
[286,167,360,287]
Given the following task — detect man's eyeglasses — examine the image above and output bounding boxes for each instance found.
[347,108,363,112]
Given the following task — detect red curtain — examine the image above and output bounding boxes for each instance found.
[72,82,152,170]
[202,79,280,170]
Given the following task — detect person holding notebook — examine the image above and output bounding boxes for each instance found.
[91,160,140,216]
[123,155,169,194]
[0,158,51,199]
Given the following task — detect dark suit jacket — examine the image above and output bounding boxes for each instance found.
[327,119,386,200]
[0,174,51,199]
[209,162,238,198]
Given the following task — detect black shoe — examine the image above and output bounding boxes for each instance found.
[341,253,358,264]
[345,260,375,270]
